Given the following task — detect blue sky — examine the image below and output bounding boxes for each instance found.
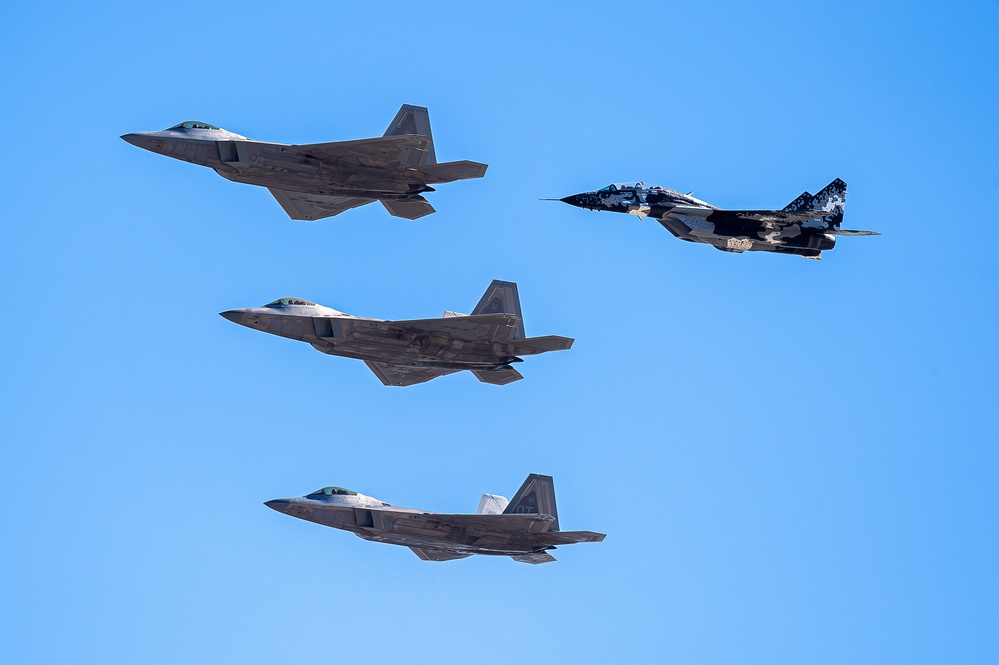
[2,1,998,663]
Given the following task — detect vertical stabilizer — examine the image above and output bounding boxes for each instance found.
[472,280,526,339]
[783,178,847,226]
[477,493,509,515]
[384,104,436,164]
[503,474,559,531]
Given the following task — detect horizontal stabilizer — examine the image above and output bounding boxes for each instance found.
[506,335,574,356]
[534,530,606,546]
[472,366,523,385]
[827,228,880,236]
[415,160,488,183]
[409,547,471,562]
[380,198,435,219]
[511,551,557,565]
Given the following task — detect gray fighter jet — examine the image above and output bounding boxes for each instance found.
[121,104,486,220]
[220,280,572,386]
[558,178,878,259]
[266,474,605,564]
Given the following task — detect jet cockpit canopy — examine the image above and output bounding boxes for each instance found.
[264,297,317,308]
[168,121,221,130]
[306,486,358,499]
[598,183,651,192]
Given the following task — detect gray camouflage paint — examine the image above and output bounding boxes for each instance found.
[264,474,605,564]
[220,280,572,386]
[121,105,487,221]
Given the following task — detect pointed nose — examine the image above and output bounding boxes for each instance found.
[120,132,147,148]
[560,194,587,208]
[219,309,246,324]
[264,499,291,513]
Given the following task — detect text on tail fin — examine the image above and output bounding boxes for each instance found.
[503,474,559,531]
[384,104,436,164]
[472,280,525,339]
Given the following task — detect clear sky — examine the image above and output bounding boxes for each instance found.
[3,1,998,663]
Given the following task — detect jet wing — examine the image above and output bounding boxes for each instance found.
[708,209,834,225]
[292,135,434,169]
[268,188,374,221]
[387,313,523,343]
[363,361,460,387]
[408,547,472,562]
[419,512,557,535]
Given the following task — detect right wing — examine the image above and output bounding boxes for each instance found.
[363,361,460,387]
[408,547,472,562]
[268,188,374,221]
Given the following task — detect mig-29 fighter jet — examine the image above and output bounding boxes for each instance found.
[558,178,878,259]
[121,104,487,221]
[265,474,605,564]
[220,280,572,386]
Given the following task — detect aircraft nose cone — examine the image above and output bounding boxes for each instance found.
[120,133,145,148]
[560,194,586,207]
[264,499,290,513]
[219,309,246,324]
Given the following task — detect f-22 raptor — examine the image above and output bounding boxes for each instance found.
[121,104,486,221]
[265,474,605,564]
[220,280,572,386]
[559,178,878,259]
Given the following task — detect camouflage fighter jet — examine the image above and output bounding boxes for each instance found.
[265,474,605,564]
[121,104,486,220]
[558,178,878,259]
[220,280,572,386]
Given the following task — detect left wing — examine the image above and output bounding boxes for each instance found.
[419,512,556,535]
[388,313,523,343]
[708,209,834,225]
[292,135,434,169]
[363,361,460,387]
[268,188,374,221]
[667,206,833,226]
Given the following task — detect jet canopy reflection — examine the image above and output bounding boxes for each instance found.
[168,121,221,130]
[597,182,660,192]
[306,486,358,498]
[264,297,317,308]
